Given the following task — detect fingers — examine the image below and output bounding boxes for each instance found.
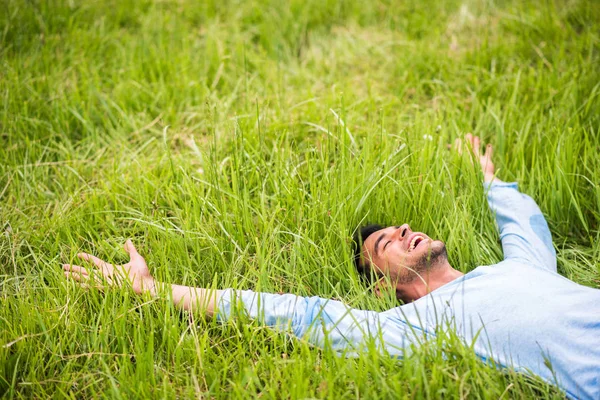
[63,264,89,275]
[124,239,141,260]
[463,133,493,158]
[63,271,95,290]
[77,252,111,269]
[464,133,479,156]
[64,270,86,282]
[63,264,108,289]
[484,143,493,159]
[63,264,91,288]
[473,136,481,157]
[453,134,489,158]
[482,143,494,173]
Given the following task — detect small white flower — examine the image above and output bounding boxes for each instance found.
[423,134,433,141]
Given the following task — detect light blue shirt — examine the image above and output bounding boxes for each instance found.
[218,181,600,399]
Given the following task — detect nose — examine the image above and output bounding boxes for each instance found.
[394,224,411,240]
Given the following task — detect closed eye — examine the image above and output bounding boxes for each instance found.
[383,241,391,250]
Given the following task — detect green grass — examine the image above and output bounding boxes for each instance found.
[1,0,599,397]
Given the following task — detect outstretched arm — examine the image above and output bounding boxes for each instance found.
[459,134,557,272]
[484,181,557,271]
[216,289,418,356]
[63,241,418,356]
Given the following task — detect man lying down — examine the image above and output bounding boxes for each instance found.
[63,134,600,400]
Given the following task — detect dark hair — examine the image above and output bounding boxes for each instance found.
[352,224,384,284]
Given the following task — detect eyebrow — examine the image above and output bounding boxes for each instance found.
[374,234,386,255]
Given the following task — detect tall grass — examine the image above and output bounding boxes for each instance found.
[1,0,598,397]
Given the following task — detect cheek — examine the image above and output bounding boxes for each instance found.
[380,248,408,267]
[372,263,386,274]
[369,254,386,272]
[371,253,386,268]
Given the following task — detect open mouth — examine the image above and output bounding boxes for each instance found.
[408,235,425,252]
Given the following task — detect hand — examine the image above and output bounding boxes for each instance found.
[455,133,496,182]
[63,239,156,295]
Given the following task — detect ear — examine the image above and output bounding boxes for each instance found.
[374,276,406,303]
[373,278,391,299]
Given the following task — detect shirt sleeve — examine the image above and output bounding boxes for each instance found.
[485,181,557,272]
[216,289,424,357]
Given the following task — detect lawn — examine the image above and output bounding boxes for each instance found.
[1,0,599,398]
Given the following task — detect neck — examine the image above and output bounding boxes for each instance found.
[396,263,463,303]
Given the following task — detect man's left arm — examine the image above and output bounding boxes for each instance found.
[485,180,557,271]
[459,134,556,272]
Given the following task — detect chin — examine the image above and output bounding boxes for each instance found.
[430,240,446,252]
[421,240,448,265]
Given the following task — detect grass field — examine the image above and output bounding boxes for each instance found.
[1,0,599,398]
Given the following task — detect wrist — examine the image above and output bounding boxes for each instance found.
[484,173,497,183]
[142,278,160,297]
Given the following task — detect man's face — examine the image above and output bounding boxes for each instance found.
[361,224,447,282]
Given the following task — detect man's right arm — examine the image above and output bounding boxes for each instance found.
[62,246,419,356]
[157,286,420,356]
[216,289,420,356]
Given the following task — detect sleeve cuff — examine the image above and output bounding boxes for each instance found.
[215,288,234,322]
[483,180,518,191]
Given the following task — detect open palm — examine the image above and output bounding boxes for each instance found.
[63,239,156,295]
[455,133,496,182]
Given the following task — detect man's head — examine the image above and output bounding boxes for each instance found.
[353,224,450,302]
